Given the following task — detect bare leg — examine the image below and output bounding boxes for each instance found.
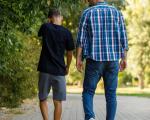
[53,100,62,120]
[40,100,49,120]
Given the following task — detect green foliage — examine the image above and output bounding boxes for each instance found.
[118,72,133,87]
[0,0,44,107]
[124,0,150,88]
[0,0,131,107]
[67,58,83,86]
[0,31,40,107]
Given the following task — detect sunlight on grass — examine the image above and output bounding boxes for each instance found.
[67,86,150,98]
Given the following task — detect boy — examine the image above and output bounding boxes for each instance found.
[38,8,74,120]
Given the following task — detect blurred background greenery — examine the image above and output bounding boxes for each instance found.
[0,0,150,107]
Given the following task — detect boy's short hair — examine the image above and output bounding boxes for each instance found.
[48,8,61,18]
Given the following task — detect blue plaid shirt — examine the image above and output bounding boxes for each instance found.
[76,2,128,61]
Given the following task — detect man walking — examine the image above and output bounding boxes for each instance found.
[38,8,74,120]
[76,0,128,120]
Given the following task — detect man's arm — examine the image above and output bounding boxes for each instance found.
[76,11,88,72]
[76,47,83,72]
[119,12,129,71]
[119,12,129,54]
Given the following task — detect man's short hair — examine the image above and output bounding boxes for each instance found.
[48,8,61,18]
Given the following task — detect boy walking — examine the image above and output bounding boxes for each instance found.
[38,8,74,120]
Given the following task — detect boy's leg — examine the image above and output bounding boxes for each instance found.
[53,100,62,120]
[51,75,66,120]
[38,72,51,120]
[40,100,49,120]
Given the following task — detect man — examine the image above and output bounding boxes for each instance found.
[38,8,74,120]
[76,0,128,120]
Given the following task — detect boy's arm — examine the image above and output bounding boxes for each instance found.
[38,24,44,37]
[66,51,73,75]
[65,31,75,75]
[38,24,45,44]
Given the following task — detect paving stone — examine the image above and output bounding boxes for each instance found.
[12,94,150,120]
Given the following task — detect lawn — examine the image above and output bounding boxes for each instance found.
[67,86,150,98]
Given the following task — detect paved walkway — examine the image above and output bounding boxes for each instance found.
[12,94,150,120]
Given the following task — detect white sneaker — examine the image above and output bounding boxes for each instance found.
[89,118,95,120]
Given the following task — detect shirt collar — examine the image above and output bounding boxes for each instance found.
[96,1,107,5]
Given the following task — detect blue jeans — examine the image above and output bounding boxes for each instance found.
[82,59,119,120]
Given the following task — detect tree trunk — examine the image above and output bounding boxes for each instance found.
[78,80,83,88]
[138,72,144,89]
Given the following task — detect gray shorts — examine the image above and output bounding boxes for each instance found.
[38,72,66,101]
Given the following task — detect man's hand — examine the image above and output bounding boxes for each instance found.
[76,57,83,73]
[119,59,127,72]
[120,50,128,72]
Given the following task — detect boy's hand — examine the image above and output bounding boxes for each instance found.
[65,66,69,75]
[66,51,73,75]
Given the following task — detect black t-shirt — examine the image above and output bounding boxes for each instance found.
[37,23,75,76]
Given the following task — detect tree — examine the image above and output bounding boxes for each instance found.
[124,0,150,89]
[0,0,86,107]
[0,0,126,107]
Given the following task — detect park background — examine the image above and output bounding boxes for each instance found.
[0,0,150,111]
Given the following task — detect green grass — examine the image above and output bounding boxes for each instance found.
[116,93,150,98]
[67,86,150,98]
[67,92,150,98]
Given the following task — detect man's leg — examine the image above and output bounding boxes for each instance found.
[83,59,103,120]
[53,100,62,120]
[40,100,49,120]
[103,61,119,120]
